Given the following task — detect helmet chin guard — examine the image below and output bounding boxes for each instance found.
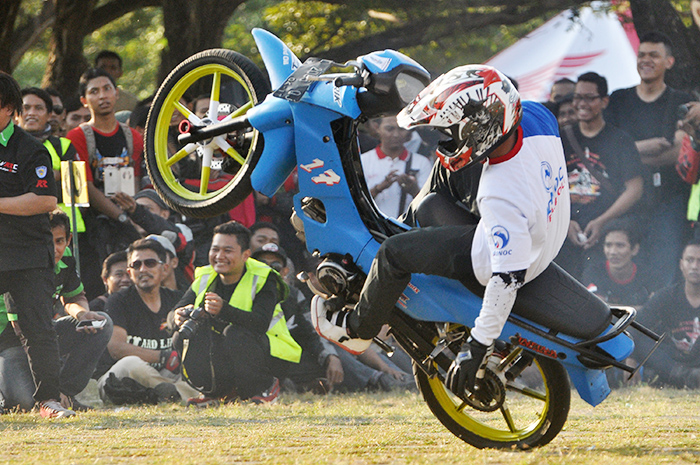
[397,65,522,172]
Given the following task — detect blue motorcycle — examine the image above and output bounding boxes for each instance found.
[145,29,663,449]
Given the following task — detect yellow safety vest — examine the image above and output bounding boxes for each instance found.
[44,138,85,233]
[191,260,301,363]
[688,182,700,222]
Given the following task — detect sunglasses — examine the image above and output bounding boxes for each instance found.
[128,259,163,269]
[52,106,64,115]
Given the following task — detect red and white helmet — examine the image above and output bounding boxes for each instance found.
[397,65,522,172]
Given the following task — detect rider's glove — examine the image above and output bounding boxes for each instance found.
[158,349,181,374]
[446,336,494,397]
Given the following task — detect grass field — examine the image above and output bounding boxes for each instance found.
[1,386,699,464]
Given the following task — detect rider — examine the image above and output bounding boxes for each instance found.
[313,65,570,398]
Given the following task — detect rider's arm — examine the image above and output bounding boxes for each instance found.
[470,196,532,346]
[470,270,525,346]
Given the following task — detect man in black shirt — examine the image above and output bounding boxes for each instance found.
[0,210,113,411]
[556,72,644,278]
[605,31,695,288]
[634,239,700,388]
[0,72,76,418]
[96,239,199,403]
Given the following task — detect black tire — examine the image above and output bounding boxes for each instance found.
[414,353,570,449]
[145,49,270,218]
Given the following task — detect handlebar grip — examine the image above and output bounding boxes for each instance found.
[334,75,365,88]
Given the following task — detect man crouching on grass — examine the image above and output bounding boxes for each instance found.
[0,209,113,413]
[170,221,301,406]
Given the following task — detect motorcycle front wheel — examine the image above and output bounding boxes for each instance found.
[414,352,570,449]
[145,49,270,218]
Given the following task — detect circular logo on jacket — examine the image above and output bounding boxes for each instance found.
[491,225,510,249]
[541,161,553,191]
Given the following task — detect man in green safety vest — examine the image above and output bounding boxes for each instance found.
[170,221,301,406]
[17,87,85,233]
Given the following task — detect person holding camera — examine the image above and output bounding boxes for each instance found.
[360,116,432,219]
[96,238,199,404]
[170,221,301,405]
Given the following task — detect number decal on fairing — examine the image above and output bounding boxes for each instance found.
[311,169,341,186]
[300,159,324,173]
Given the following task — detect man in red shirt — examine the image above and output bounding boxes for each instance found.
[66,68,143,300]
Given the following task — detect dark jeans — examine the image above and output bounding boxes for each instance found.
[174,323,274,399]
[0,313,112,409]
[350,225,481,340]
[55,313,113,396]
[1,267,61,402]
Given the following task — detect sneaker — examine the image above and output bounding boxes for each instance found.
[39,400,76,419]
[186,396,220,409]
[250,377,280,404]
[310,296,371,355]
[60,393,92,412]
[153,382,181,403]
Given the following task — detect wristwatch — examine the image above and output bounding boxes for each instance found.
[117,212,129,223]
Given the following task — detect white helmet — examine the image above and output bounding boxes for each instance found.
[397,65,522,172]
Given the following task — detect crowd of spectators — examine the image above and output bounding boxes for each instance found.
[1,27,700,418]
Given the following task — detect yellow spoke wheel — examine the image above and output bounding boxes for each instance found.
[414,351,570,449]
[145,49,270,218]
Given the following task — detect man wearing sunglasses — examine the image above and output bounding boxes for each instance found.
[96,238,199,404]
[45,88,66,137]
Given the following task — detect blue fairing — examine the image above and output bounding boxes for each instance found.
[359,49,427,74]
[252,28,301,91]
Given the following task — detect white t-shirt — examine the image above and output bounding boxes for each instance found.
[469,101,570,344]
[361,147,432,218]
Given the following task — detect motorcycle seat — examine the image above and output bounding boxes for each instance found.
[512,262,611,340]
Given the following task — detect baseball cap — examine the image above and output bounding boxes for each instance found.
[145,234,177,258]
[251,242,288,266]
[134,188,169,211]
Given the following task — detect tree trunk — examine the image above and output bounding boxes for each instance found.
[0,0,22,73]
[158,0,243,86]
[42,0,160,100]
[42,0,96,100]
[629,0,700,93]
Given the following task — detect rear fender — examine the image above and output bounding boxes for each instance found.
[567,366,611,406]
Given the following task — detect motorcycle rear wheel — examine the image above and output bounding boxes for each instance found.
[414,353,570,449]
[145,49,270,218]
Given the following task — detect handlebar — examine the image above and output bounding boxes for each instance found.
[334,74,366,88]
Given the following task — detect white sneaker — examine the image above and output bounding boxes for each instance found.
[310,296,371,355]
[39,399,76,419]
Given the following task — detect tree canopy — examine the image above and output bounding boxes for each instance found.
[7,0,700,101]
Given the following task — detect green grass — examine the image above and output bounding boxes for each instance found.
[1,386,699,464]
